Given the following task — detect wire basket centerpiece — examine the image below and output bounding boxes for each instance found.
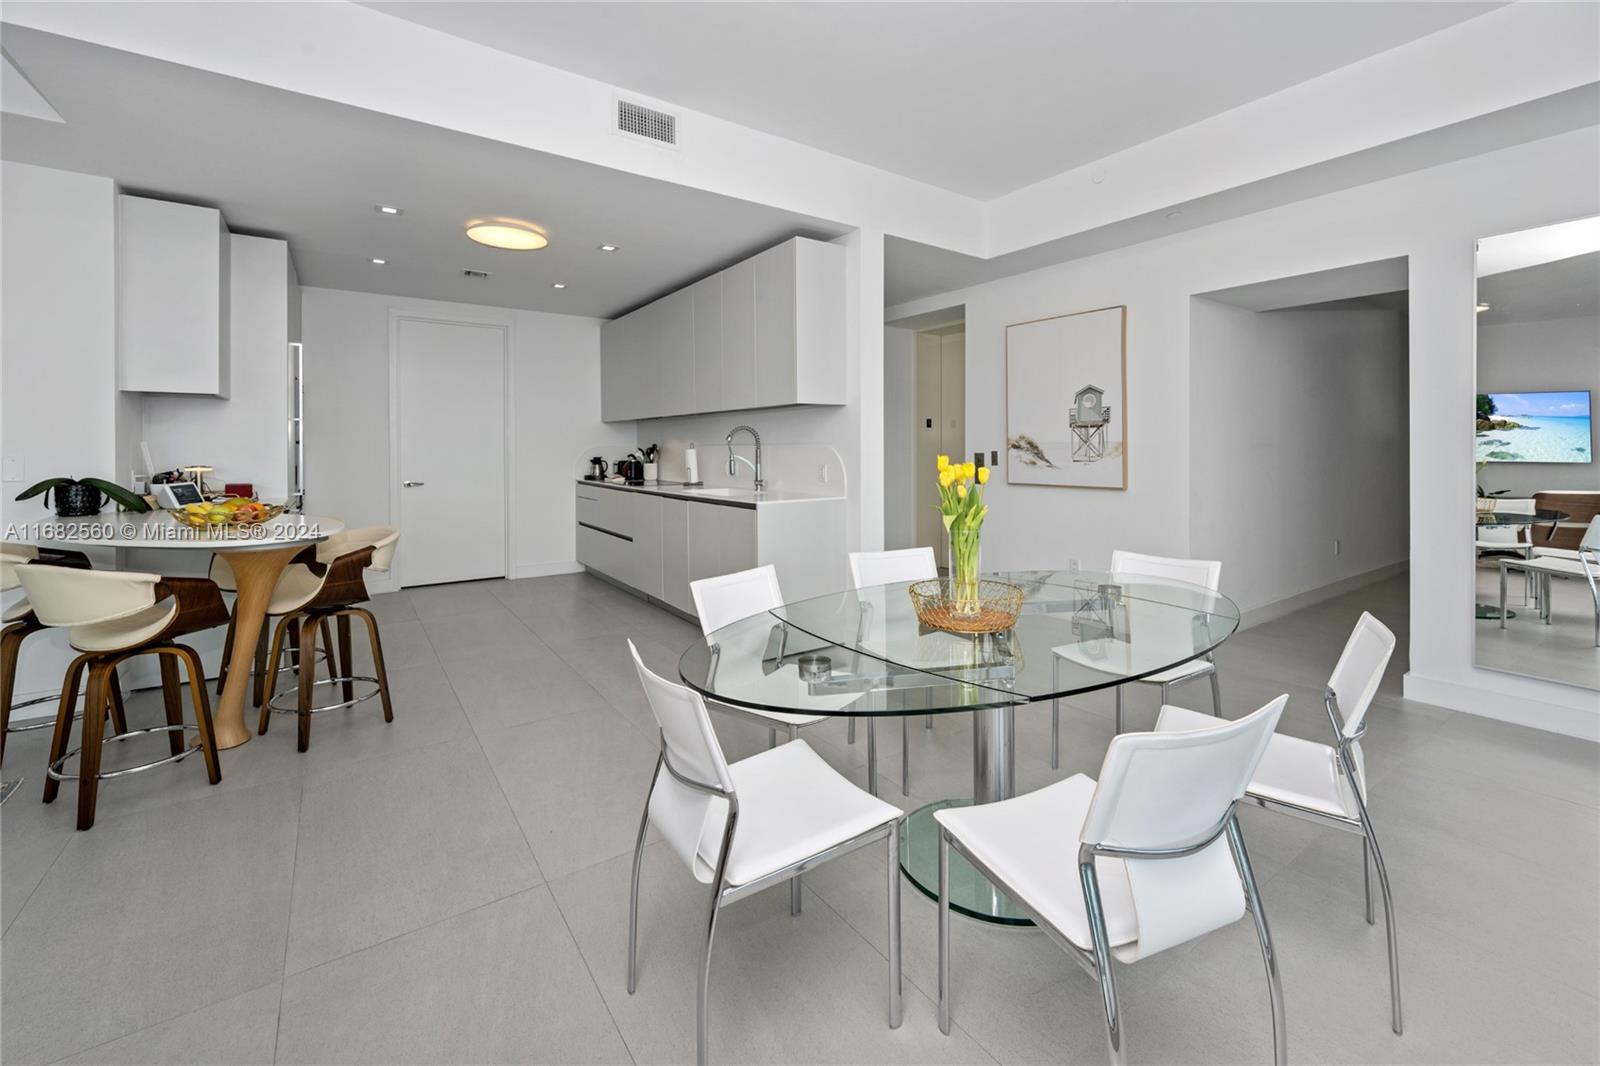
[909,578,1024,635]
[172,499,286,529]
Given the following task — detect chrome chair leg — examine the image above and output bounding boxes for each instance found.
[1208,667,1222,716]
[937,826,952,1036]
[697,814,739,1066]
[1051,655,1061,767]
[887,818,902,1029]
[767,727,777,749]
[627,756,661,995]
[1114,687,1125,734]
[847,718,856,744]
[791,874,802,915]
[1362,837,1374,925]
[901,716,910,796]
[867,719,878,796]
[1362,818,1403,1035]
[1227,816,1287,1066]
[1080,858,1125,1066]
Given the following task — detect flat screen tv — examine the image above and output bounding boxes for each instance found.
[1475,390,1592,464]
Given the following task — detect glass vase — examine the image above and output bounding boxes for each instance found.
[947,524,983,617]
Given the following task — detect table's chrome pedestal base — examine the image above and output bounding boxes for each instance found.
[898,800,1032,925]
[1475,604,1516,620]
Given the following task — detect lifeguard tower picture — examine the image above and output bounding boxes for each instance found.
[1069,383,1113,463]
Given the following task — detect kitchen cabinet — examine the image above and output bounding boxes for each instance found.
[576,483,841,617]
[599,236,843,421]
[719,258,756,412]
[118,195,231,395]
[660,497,693,614]
[691,275,723,414]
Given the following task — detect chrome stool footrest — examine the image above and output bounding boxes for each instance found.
[46,723,201,782]
[267,676,381,716]
[6,690,82,732]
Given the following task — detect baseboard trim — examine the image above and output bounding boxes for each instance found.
[510,560,584,580]
[1237,560,1409,631]
[1403,671,1600,741]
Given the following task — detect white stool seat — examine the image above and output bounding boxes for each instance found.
[1531,546,1581,562]
[265,564,325,615]
[1509,554,1587,578]
[1158,704,1362,820]
[3,597,33,624]
[936,775,1140,954]
[711,740,899,887]
[69,598,179,653]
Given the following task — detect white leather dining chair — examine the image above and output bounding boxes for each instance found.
[690,565,829,750]
[848,547,937,795]
[936,694,1289,1065]
[1156,610,1402,1034]
[1475,498,1537,606]
[624,641,903,1066]
[1500,516,1600,648]
[1054,550,1224,760]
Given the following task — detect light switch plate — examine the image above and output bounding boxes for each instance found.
[1,456,23,482]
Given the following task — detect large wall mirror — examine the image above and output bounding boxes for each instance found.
[1473,217,1599,690]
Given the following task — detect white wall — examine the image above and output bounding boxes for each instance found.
[142,234,296,498]
[1476,314,1599,496]
[886,127,1600,737]
[299,287,633,587]
[0,161,121,702]
[1190,301,1409,615]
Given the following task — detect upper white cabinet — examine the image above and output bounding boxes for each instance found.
[118,195,230,396]
[601,236,844,421]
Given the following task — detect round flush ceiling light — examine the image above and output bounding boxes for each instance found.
[1476,302,1491,313]
[465,218,549,251]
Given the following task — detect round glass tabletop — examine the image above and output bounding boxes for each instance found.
[678,569,1242,924]
[1474,508,1568,528]
[678,569,1240,717]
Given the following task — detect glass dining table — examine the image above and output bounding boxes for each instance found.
[679,569,1241,924]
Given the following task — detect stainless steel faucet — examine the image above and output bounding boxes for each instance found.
[725,425,764,490]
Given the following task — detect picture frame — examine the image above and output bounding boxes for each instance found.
[1004,304,1128,489]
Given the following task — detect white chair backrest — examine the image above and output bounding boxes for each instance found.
[1110,550,1222,592]
[16,565,161,628]
[319,526,400,572]
[1082,694,1286,853]
[691,564,784,637]
[1495,497,1537,514]
[629,639,736,883]
[1,546,40,592]
[1326,612,1395,738]
[1581,515,1600,554]
[848,547,937,589]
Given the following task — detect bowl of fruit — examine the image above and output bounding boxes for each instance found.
[172,498,286,529]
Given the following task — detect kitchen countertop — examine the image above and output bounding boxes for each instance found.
[575,478,841,508]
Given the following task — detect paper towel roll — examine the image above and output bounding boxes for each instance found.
[685,445,699,484]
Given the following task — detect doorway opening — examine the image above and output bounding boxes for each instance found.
[884,307,965,552]
[1190,259,1411,629]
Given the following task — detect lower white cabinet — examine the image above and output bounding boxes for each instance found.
[577,484,838,618]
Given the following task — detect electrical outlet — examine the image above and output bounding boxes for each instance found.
[1,456,22,482]
[1333,539,1341,557]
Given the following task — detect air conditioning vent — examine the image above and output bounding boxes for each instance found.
[616,99,677,146]
[463,269,491,279]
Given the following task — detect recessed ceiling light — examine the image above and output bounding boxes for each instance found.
[369,257,387,265]
[597,243,619,253]
[1476,302,1491,313]
[1164,210,1184,220]
[552,282,567,289]
[466,219,549,251]
[375,204,402,216]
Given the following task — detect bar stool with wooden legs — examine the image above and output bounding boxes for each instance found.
[209,554,333,709]
[15,564,229,830]
[2,546,101,765]
[260,528,399,752]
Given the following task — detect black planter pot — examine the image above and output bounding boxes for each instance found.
[53,482,103,517]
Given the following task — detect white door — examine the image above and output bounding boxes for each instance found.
[396,317,507,586]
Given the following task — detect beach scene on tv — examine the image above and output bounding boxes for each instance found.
[1475,390,1593,464]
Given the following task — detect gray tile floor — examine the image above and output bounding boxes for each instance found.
[2,572,1596,1064]
[1474,559,1600,689]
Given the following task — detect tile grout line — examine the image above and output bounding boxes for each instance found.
[271,778,305,1064]
[41,979,285,1066]
[545,880,641,1066]
[0,824,73,940]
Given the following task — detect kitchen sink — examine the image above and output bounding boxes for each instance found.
[677,487,744,496]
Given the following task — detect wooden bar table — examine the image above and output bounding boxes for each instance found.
[5,510,341,749]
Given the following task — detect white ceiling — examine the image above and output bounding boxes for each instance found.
[0,27,848,318]
[364,1,1502,199]
[1197,258,1409,313]
[1477,252,1600,325]
[1477,216,1600,277]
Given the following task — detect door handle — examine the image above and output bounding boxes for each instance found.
[403,480,426,487]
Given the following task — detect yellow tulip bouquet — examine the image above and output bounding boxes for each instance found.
[937,456,990,615]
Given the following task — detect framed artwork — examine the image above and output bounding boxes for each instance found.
[1005,304,1127,489]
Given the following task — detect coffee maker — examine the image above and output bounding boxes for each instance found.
[584,457,608,481]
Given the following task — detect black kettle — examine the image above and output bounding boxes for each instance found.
[615,453,644,483]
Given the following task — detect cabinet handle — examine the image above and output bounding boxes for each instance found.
[403,480,426,487]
